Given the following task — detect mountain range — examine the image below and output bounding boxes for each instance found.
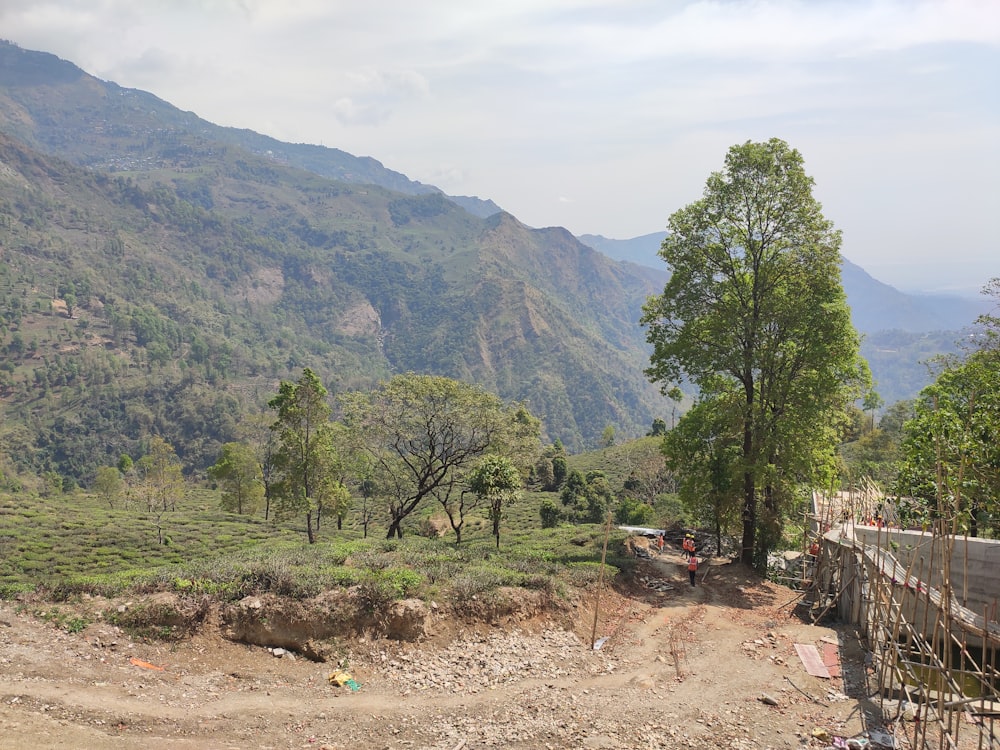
[0,39,987,483]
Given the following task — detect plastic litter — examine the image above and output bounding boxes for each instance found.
[328,670,361,691]
[129,657,165,671]
[868,728,895,748]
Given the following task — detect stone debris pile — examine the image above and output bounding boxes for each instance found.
[375,628,614,695]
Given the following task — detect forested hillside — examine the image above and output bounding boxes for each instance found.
[0,43,668,484]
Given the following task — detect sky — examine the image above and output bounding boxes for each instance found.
[2,0,998,295]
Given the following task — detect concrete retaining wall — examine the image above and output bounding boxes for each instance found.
[848,525,1000,620]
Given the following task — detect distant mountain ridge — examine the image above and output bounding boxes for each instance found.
[578,233,990,334]
[0,40,503,219]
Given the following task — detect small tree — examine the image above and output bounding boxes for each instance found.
[431,473,479,545]
[209,442,264,515]
[898,348,1000,537]
[862,390,885,434]
[469,455,522,549]
[117,454,135,510]
[615,496,656,526]
[268,368,335,544]
[340,374,539,539]
[601,424,616,448]
[560,470,588,522]
[357,476,377,538]
[532,457,555,491]
[539,498,562,528]
[137,437,184,512]
[241,410,280,521]
[663,399,742,555]
[93,466,124,509]
[42,471,63,497]
[583,471,613,524]
[315,475,352,531]
[551,455,568,489]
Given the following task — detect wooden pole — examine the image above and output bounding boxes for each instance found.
[591,512,613,649]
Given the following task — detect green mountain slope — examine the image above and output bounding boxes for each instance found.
[0,45,669,481]
[0,40,500,216]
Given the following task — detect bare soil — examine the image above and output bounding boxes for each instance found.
[0,554,897,750]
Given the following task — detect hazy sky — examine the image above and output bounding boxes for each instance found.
[2,1,998,293]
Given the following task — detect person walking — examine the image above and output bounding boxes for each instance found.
[682,533,696,555]
[687,553,698,587]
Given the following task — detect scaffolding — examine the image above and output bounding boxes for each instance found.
[809,492,1000,750]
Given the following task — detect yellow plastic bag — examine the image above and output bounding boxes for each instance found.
[328,670,353,686]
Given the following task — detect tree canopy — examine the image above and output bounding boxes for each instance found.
[642,138,868,568]
[268,368,337,543]
[897,280,1000,536]
[209,442,264,515]
[339,373,539,539]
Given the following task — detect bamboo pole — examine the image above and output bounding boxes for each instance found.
[590,512,613,649]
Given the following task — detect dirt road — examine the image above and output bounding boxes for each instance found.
[0,556,888,749]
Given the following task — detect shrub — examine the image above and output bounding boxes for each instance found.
[357,568,423,615]
[539,499,561,528]
[615,496,655,526]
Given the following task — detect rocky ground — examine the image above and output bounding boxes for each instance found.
[0,552,908,750]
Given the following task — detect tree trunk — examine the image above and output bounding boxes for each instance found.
[715,510,721,559]
[740,373,757,566]
[306,511,315,544]
[492,502,502,545]
[740,470,756,566]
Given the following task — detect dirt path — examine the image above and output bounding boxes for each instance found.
[0,555,891,749]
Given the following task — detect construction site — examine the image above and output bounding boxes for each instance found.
[788,485,1000,750]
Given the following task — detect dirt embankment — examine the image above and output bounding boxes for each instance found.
[0,554,892,750]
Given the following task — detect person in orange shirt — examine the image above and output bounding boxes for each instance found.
[682,533,696,554]
[687,553,698,587]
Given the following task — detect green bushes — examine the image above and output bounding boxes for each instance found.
[357,568,423,614]
[0,486,633,620]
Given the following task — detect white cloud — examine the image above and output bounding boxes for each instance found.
[0,0,997,290]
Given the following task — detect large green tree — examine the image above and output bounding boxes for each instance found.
[642,138,868,568]
[268,368,336,544]
[340,373,539,539]
[897,351,1000,536]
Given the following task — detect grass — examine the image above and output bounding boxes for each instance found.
[565,436,665,487]
[0,484,635,608]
